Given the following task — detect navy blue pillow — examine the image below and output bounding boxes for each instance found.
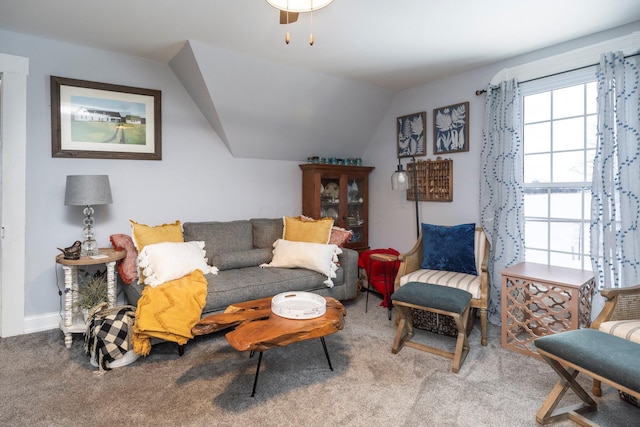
[420,223,477,275]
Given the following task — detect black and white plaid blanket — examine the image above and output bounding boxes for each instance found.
[84,303,136,372]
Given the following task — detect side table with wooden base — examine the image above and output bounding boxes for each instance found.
[193,296,346,396]
[500,262,595,359]
[56,248,125,348]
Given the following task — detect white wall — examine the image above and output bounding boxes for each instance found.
[364,21,640,256]
[0,30,303,328]
[1,19,639,333]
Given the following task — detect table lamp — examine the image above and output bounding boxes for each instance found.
[64,175,112,256]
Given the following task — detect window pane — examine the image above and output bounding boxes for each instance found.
[524,92,550,123]
[586,149,595,182]
[526,248,548,264]
[586,82,597,115]
[553,151,585,182]
[586,115,597,149]
[583,226,591,261]
[550,251,584,270]
[525,220,548,250]
[524,191,548,217]
[584,190,591,221]
[550,189,582,219]
[524,153,550,183]
[524,122,550,153]
[550,222,582,253]
[553,117,584,151]
[553,85,584,119]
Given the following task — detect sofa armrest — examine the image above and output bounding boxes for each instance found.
[338,247,359,300]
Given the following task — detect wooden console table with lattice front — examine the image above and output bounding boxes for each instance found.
[500,262,595,359]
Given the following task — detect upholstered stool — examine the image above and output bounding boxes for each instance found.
[391,281,472,373]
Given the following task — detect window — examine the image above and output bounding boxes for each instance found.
[521,68,597,270]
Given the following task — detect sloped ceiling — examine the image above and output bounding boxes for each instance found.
[169,40,394,161]
[3,1,640,161]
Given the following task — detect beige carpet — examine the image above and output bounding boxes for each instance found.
[0,293,637,426]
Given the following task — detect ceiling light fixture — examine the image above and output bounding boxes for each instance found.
[266,0,334,46]
[266,0,334,13]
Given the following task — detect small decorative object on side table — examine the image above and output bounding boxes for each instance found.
[56,248,125,348]
[500,262,595,359]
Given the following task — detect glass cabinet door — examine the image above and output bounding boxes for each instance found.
[319,176,341,223]
[300,164,374,251]
[344,177,365,244]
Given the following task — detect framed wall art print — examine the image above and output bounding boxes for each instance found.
[433,102,469,154]
[397,111,426,158]
[51,76,162,160]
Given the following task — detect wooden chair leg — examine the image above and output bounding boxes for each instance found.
[592,379,602,397]
[391,304,413,354]
[536,355,597,425]
[452,308,470,373]
[479,308,488,346]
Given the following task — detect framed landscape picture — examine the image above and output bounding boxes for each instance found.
[51,76,162,160]
[397,111,426,158]
[433,102,469,154]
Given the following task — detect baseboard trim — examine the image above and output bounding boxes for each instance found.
[23,312,61,335]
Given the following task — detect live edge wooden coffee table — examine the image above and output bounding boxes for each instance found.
[192,296,346,396]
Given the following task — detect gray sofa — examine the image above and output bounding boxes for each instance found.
[123,218,359,315]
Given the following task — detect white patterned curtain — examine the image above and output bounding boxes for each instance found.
[590,51,640,290]
[480,79,525,325]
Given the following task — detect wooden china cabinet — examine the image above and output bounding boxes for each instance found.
[300,164,374,251]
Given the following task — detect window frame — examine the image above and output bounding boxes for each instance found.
[520,66,597,270]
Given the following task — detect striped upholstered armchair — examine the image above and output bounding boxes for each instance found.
[394,226,490,346]
[591,284,640,397]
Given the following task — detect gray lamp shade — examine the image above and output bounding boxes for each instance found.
[64,175,113,206]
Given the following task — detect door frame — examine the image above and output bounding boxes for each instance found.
[0,52,28,337]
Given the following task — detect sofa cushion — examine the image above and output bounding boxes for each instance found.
[123,246,357,314]
[211,248,273,271]
[130,220,184,284]
[261,239,342,287]
[201,266,345,313]
[283,216,333,244]
[110,233,138,284]
[130,219,184,251]
[329,226,353,247]
[250,218,284,249]
[420,223,477,275]
[137,241,216,287]
[298,215,353,247]
[183,220,253,263]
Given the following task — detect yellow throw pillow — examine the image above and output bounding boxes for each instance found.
[283,216,333,244]
[130,220,184,251]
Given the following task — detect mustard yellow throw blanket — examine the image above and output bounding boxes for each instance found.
[132,270,207,356]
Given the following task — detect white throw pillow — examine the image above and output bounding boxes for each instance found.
[260,239,342,287]
[137,241,218,287]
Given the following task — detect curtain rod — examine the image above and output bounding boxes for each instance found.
[474,51,640,96]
